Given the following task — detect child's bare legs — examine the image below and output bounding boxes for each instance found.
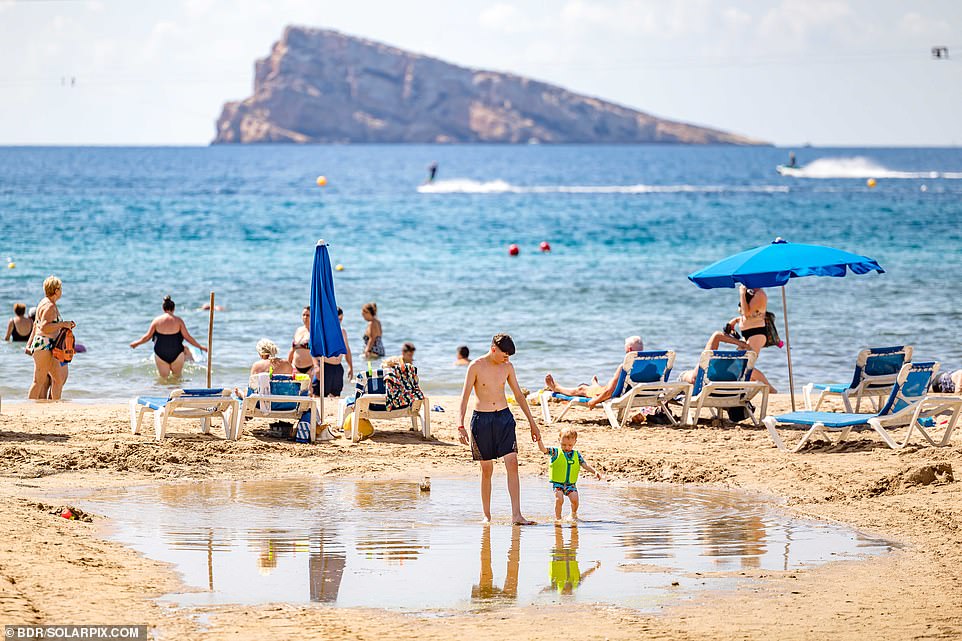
[480,460,494,522]
[503,453,534,525]
[568,490,580,520]
[554,488,564,520]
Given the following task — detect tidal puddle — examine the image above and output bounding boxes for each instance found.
[73,478,894,612]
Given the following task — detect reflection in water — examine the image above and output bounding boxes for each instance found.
[699,514,767,570]
[546,525,600,595]
[472,525,520,602]
[309,547,346,603]
[354,481,420,511]
[355,526,428,564]
[71,478,894,611]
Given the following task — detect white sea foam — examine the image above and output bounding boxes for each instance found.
[418,178,789,194]
[780,156,960,179]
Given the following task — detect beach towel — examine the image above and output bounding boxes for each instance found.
[384,363,424,411]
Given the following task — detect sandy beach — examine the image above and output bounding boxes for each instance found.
[2,394,961,640]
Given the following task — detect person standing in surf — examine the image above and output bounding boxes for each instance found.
[458,333,541,525]
[130,296,207,379]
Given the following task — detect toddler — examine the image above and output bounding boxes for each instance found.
[537,427,602,520]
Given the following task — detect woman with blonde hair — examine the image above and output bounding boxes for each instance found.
[251,339,294,376]
[27,276,75,400]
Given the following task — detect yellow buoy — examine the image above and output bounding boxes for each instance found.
[316,175,327,187]
[7,262,14,269]
[866,178,877,188]
[335,264,344,272]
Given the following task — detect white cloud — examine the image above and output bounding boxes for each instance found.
[898,11,951,40]
[141,20,186,62]
[184,0,218,18]
[479,3,527,33]
[721,6,752,31]
[86,1,105,13]
[756,1,859,52]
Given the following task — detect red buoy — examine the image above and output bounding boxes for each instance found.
[508,244,520,256]
[539,241,551,252]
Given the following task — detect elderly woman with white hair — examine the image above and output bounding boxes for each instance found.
[543,335,644,409]
[250,338,295,377]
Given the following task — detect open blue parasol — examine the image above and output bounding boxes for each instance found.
[310,239,347,422]
[688,238,884,409]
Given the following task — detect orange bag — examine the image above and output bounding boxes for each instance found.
[52,328,76,363]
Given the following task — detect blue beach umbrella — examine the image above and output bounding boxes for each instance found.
[310,239,347,421]
[688,238,884,410]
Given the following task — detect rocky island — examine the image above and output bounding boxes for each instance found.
[214,26,765,145]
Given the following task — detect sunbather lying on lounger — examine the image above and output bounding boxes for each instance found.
[543,336,644,408]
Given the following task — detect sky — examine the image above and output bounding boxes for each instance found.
[1,0,961,146]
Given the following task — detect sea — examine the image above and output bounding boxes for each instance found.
[1,145,960,402]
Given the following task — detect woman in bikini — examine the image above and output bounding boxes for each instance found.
[684,285,776,393]
[361,301,384,362]
[5,302,32,342]
[27,276,75,400]
[130,295,207,379]
[288,307,315,376]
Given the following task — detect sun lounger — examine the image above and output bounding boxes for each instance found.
[540,351,691,428]
[686,350,769,426]
[336,364,430,443]
[764,362,962,451]
[803,345,913,412]
[130,388,239,441]
[235,373,322,442]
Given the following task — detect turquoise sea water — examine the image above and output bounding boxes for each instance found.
[1,145,961,401]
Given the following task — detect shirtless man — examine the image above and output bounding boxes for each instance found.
[544,336,644,408]
[458,333,541,525]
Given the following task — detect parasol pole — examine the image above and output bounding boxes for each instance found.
[317,356,324,423]
[781,286,796,411]
[206,292,214,388]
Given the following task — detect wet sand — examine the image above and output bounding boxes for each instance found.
[1,395,961,640]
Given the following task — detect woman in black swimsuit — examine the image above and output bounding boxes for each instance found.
[130,296,207,379]
[4,302,32,342]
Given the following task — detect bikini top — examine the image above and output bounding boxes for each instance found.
[34,301,61,338]
[292,331,310,349]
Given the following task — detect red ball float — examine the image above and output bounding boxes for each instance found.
[508,244,520,256]
[539,241,551,252]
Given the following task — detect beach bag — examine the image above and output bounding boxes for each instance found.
[726,406,750,422]
[294,411,313,443]
[763,312,782,348]
[52,328,76,363]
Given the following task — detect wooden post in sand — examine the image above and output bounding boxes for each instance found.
[781,286,796,411]
[206,292,214,388]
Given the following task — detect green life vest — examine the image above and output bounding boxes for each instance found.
[550,449,581,485]
[549,557,581,593]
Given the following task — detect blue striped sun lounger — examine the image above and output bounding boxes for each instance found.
[765,362,962,452]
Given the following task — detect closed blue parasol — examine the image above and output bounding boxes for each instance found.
[688,238,884,409]
[310,240,347,423]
